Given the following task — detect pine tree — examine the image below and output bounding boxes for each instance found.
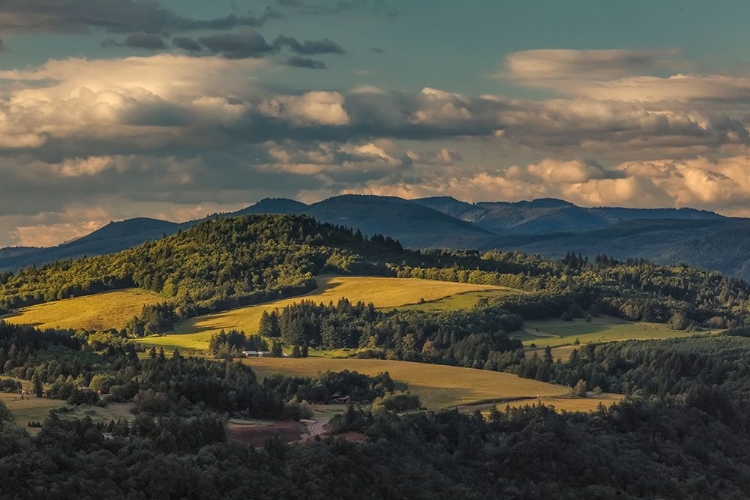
[32,374,43,398]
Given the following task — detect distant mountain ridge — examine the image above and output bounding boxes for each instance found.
[415,197,725,234]
[2,195,750,280]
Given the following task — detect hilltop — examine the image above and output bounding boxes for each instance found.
[3,195,750,280]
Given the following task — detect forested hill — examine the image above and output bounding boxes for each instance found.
[0,215,404,317]
[2,213,750,335]
[5,195,750,281]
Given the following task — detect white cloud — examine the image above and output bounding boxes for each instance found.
[258,91,349,126]
[505,49,676,82]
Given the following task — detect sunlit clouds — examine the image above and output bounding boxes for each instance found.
[2,3,750,245]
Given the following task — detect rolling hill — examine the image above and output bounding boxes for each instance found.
[3,195,749,280]
[0,218,182,271]
[302,195,496,248]
[415,197,725,234]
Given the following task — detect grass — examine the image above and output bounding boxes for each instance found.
[3,289,163,331]
[517,315,714,350]
[56,402,134,424]
[0,393,65,434]
[391,289,520,312]
[242,357,569,409]
[139,276,513,352]
[493,393,623,413]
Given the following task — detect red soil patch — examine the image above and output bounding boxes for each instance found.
[228,421,305,447]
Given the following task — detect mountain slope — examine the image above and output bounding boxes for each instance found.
[0,247,41,260]
[485,218,750,280]
[233,198,308,215]
[416,197,726,235]
[0,218,180,271]
[302,195,496,248]
[0,214,411,314]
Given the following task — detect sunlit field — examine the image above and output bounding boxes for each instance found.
[3,289,163,331]
[516,315,716,350]
[139,276,509,352]
[242,357,569,409]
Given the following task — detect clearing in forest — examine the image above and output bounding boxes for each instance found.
[242,357,569,409]
[0,393,65,435]
[517,315,715,351]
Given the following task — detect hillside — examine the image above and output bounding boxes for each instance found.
[233,198,308,215]
[0,218,181,271]
[416,197,725,234]
[0,214,414,316]
[303,195,496,248]
[487,218,750,280]
[139,276,514,351]
[0,247,40,259]
[2,195,748,281]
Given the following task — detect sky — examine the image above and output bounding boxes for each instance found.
[3,0,750,246]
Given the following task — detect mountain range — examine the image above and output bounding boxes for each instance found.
[3,195,749,280]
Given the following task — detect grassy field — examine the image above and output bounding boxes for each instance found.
[140,276,512,352]
[242,357,569,409]
[0,392,134,435]
[517,315,714,350]
[501,393,623,412]
[0,393,65,434]
[391,289,520,312]
[3,289,163,331]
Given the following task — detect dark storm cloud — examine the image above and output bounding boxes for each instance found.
[286,57,327,69]
[198,29,277,59]
[101,33,167,50]
[172,37,203,52]
[274,0,390,16]
[0,0,277,35]
[274,35,345,55]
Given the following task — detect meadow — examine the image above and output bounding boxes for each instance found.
[3,289,163,331]
[0,393,65,435]
[501,393,623,412]
[140,276,513,352]
[242,357,569,409]
[517,315,714,351]
[391,289,521,312]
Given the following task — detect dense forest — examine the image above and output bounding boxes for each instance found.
[3,321,750,497]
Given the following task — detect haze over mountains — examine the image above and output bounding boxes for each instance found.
[2,195,749,280]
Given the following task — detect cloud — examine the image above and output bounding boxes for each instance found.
[274,35,345,55]
[286,57,327,69]
[0,39,7,52]
[198,29,277,59]
[0,51,750,247]
[505,49,676,82]
[172,37,203,52]
[258,91,350,125]
[408,148,463,165]
[0,53,746,161]
[274,0,394,16]
[501,49,750,103]
[0,1,276,35]
[101,33,167,50]
[344,154,750,217]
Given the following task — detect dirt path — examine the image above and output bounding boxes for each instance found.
[300,419,326,440]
